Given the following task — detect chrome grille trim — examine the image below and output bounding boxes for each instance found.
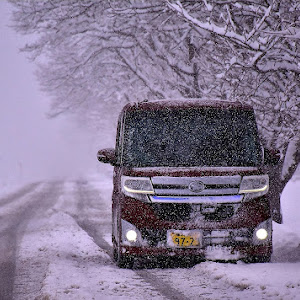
[151,176,241,196]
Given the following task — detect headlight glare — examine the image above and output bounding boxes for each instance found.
[253,219,272,245]
[121,219,144,246]
[126,230,138,242]
[256,228,268,240]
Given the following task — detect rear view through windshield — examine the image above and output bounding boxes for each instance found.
[122,107,262,168]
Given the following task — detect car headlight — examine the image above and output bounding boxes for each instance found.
[121,176,154,202]
[239,175,269,200]
[121,219,145,246]
[253,219,272,245]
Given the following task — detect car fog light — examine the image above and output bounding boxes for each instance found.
[126,230,137,242]
[256,228,268,240]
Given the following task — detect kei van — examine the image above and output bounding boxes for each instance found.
[97,99,279,268]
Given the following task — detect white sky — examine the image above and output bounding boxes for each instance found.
[0,1,97,183]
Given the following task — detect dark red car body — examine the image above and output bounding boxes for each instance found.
[98,99,277,267]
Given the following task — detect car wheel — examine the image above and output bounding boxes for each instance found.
[113,241,134,269]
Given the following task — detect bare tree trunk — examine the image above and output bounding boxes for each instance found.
[267,139,300,224]
[267,165,284,224]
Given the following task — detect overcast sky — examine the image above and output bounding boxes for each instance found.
[0,1,97,184]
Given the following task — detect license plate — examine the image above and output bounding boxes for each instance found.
[167,230,202,248]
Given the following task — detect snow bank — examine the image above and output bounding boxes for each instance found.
[196,261,300,299]
[273,179,300,263]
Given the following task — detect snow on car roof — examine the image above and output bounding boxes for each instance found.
[122,98,253,112]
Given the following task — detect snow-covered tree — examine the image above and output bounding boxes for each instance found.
[9,0,299,222]
[165,0,300,222]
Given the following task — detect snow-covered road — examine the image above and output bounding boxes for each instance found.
[0,170,300,300]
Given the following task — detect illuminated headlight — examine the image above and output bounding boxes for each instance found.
[253,219,272,245]
[256,229,268,240]
[239,175,269,200]
[121,176,154,202]
[121,219,144,246]
[126,230,138,242]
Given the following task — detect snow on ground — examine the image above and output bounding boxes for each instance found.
[0,183,43,218]
[3,165,300,299]
[23,210,164,299]
[13,174,167,300]
[0,181,27,198]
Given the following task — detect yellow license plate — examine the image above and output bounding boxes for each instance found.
[167,230,202,248]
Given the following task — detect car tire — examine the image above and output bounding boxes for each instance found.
[113,241,134,269]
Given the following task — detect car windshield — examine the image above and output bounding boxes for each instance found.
[122,107,262,167]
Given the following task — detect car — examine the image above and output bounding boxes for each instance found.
[97,99,279,267]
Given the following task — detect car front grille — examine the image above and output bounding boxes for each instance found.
[151,175,241,196]
[151,202,239,222]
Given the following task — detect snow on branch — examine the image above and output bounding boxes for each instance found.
[166,1,262,51]
[246,4,272,41]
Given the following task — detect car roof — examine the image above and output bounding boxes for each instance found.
[121,98,254,113]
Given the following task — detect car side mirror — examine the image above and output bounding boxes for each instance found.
[97,148,116,165]
[264,148,280,166]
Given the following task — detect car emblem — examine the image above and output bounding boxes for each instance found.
[189,181,205,193]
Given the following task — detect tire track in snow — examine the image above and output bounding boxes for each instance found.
[73,181,192,300]
[75,181,113,256]
[0,182,63,300]
[0,182,41,207]
[135,270,191,300]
